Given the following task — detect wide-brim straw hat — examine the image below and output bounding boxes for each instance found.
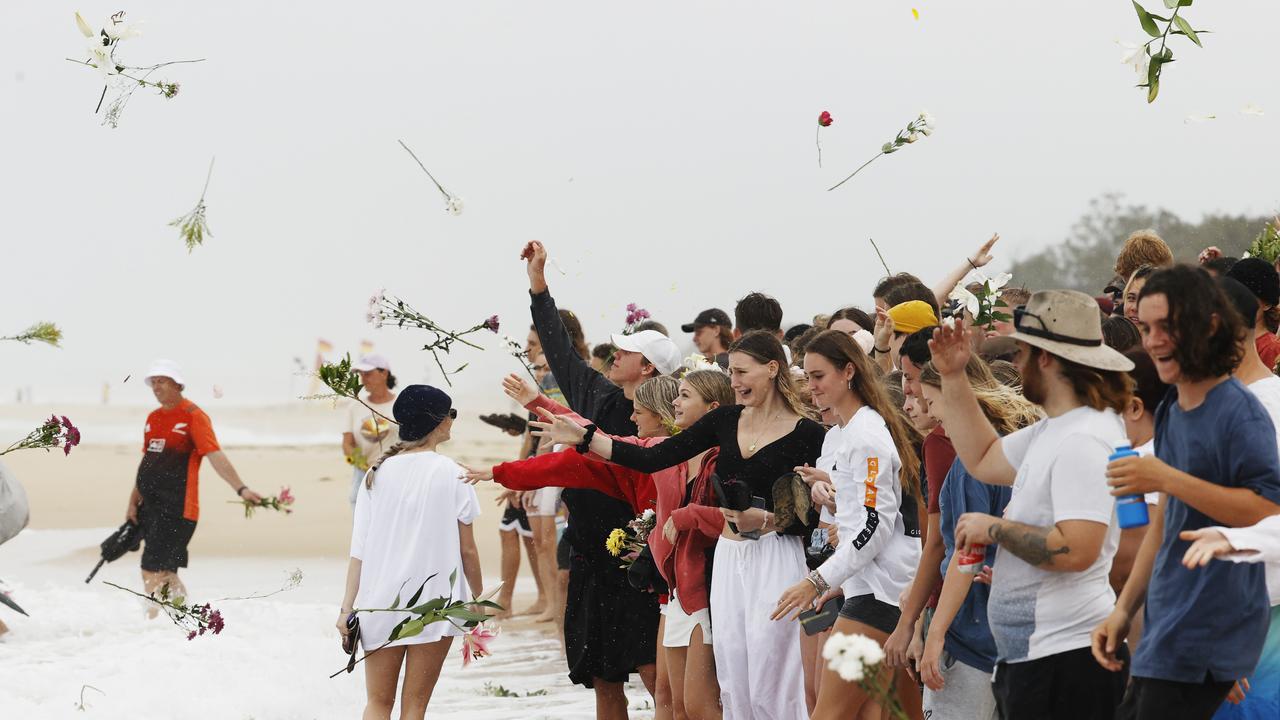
[1006,290,1135,372]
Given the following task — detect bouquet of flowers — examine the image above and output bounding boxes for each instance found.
[1,322,63,347]
[823,632,907,719]
[105,581,225,641]
[334,571,503,676]
[1,415,80,457]
[1124,2,1206,104]
[169,158,215,252]
[948,272,1013,332]
[606,509,657,568]
[368,290,499,386]
[69,10,204,128]
[345,447,370,473]
[233,486,295,518]
[828,112,935,191]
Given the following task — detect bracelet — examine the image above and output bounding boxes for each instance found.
[805,570,831,596]
[575,424,597,454]
[967,257,979,270]
[873,346,890,354]
[237,486,250,498]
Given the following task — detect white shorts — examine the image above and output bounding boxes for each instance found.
[664,591,713,647]
[526,486,563,517]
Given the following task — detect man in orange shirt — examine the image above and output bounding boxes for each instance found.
[123,360,261,606]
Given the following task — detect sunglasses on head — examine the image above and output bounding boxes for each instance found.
[448,408,458,420]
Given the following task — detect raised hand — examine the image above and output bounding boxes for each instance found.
[529,407,587,446]
[970,233,999,269]
[520,241,549,293]
[926,318,972,377]
[1179,527,1242,569]
[502,373,539,406]
[460,464,495,485]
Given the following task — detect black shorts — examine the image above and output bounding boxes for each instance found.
[1116,675,1234,720]
[838,593,902,635]
[139,506,197,573]
[993,645,1129,720]
[500,505,532,536]
[557,533,571,571]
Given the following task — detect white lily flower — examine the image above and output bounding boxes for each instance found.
[1241,104,1265,117]
[1183,113,1217,124]
[949,283,980,317]
[87,41,116,77]
[74,11,95,38]
[989,272,1013,291]
[905,133,919,144]
[474,582,504,604]
[103,11,143,40]
[445,195,464,216]
[917,111,936,131]
[1117,41,1150,78]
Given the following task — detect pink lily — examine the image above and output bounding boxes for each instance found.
[461,625,497,667]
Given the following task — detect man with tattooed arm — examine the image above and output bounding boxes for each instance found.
[928,290,1136,719]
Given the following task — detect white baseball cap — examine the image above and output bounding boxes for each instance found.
[351,354,391,372]
[610,330,681,376]
[143,359,186,388]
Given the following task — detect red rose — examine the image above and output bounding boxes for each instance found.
[818,111,833,127]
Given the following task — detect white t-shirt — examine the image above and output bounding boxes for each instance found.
[817,423,847,526]
[344,396,398,465]
[1135,439,1159,506]
[988,406,1125,664]
[351,451,480,648]
[1248,375,1280,605]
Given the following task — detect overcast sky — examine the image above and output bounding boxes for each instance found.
[3,0,1278,408]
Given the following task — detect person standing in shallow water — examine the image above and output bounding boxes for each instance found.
[124,359,262,610]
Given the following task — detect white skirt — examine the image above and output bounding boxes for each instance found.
[711,532,808,720]
[664,590,713,647]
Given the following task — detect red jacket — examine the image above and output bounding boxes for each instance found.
[509,396,724,615]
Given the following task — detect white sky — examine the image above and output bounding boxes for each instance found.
[3,0,1278,408]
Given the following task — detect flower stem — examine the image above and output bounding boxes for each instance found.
[816,126,822,168]
[828,152,885,191]
[397,139,449,199]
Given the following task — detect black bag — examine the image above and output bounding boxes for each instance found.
[341,613,360,673]
[85,521,143,584]
[626,545,669,595]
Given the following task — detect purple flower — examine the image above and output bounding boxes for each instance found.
[483,315,500,333]
[59,415,81,455]
[626,303,638,313]
[187,631,197,641]
[208,609,225,635]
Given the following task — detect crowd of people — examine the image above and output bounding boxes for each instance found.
[333,233,1280,720]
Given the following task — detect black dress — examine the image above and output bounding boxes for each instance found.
[528,288,658,687]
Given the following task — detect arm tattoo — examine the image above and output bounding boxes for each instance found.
[988,521,1070,567]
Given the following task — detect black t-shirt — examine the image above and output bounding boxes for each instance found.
[609,405,825,535]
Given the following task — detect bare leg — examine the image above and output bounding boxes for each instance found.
[682,626,721,720]
[496,528,519,619]
[800,624,820,713]
[519,534,547,616]
[0,618,9,638]
[661,621,691,720]
[397,638,454,720]
[363,644,408,720]
[141,569,186,620]
[654,618,680,720]
[530,515,561,622]
[811,618,892,720]
[594,679,631,720]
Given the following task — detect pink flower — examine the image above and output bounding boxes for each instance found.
[626,303,638,313]
[461,625,497,667]
[818,110,834,127]
[59,415,81,455]
[483,315,500,333]
[278,486,295,505]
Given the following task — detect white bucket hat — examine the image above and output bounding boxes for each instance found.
[143,359,187,388]
[1006,290,1134,372]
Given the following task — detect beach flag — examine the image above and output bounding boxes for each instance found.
[309,338,335,395]
[360,339,375,355]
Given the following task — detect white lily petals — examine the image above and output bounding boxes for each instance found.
[75,11,95,38]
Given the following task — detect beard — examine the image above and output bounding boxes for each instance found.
[1021,356,1047,406]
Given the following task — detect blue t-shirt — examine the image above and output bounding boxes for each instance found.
[937,458,1012,674]
[1134,378,1280,683]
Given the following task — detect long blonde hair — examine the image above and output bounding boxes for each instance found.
[919,356,1042,435]
[728,331,816,420]
[634,376,680,432]
[682,369,734,407]
[365,435,432,489]
[804,330,923,503]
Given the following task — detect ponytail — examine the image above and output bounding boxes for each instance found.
[365,436,431,489]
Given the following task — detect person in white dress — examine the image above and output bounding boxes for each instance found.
[336,385,483,720]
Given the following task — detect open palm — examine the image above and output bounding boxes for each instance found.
[927,321,971,376]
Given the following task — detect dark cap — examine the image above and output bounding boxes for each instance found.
[681,308,732,334]
[393,385,453,442]
[1226,257,1280,307]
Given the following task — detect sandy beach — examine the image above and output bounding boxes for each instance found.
[0,403,655,719]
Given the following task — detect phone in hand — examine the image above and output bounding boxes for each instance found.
[798,596,844,636]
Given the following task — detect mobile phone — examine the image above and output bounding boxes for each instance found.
[798,596,844,636]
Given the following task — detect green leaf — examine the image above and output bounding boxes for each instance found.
[1133,1,1161,37]
[449,569,458,588]
[389,616,412,638]
[992,312,1014,322]
[1146,56,1162,103]
[1178,0,1193,6]
[1162,0,1178,8]
[1173,15,1201,46]
[392,618,426,640]
[408,597,448,616]
[404,581,427,609]
[445,608,491,623]
[1147,77,1160,103]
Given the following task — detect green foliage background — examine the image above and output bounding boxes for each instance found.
[1008,193,1273,293]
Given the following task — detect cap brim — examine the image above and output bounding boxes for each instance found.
[680,323,698,333]
[1005,332,1135,372]
[351,363,378,372]
[610,333,644,353]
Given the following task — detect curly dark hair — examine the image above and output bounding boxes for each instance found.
[734,292,784,334]
[873,273,923,302]
[884,282,940,320]
[1138,264,1245,381]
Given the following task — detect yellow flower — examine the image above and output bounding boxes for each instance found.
[605,528,628,557]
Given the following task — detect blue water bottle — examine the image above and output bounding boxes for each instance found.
[1110,444,1149,529]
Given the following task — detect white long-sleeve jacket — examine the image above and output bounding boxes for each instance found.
[1213,515,1280,605]
[817,406,921,606]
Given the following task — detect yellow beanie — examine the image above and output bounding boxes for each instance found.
[887,300,938,334]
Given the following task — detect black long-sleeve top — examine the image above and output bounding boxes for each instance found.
[530,290,636,436]
[609,405,826,536]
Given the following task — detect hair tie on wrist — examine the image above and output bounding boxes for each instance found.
[237,486,249,497]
